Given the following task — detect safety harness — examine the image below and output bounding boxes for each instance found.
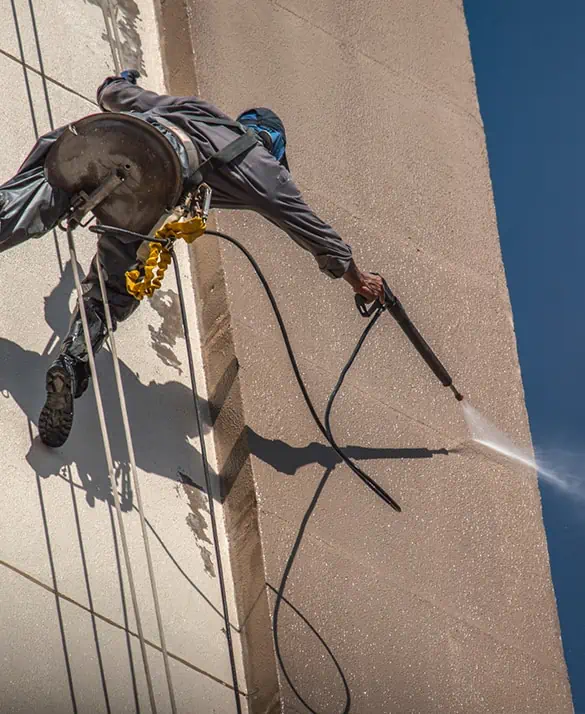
[124,114,262,300]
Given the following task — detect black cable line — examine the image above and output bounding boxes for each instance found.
[272,464,350,714]
[170,250,243,714]
[269,303,384,714]
[205,230,401,513]
[203,230,400,714]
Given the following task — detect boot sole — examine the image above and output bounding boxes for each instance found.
[39,364,74,448]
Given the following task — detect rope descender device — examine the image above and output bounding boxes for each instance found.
[125,185,212,301]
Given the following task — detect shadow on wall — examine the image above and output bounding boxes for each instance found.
[212,354,450,481]
[83,0,146,75]
[1,262,450,511]
[0,262,453,710]
[1,260,201,510]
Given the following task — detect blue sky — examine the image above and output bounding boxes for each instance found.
[464,0,584,707]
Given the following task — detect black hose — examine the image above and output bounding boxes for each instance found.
[269,313,383,714]
[205,231,401,513]
[324,310,383,448]
[205,230,400,714]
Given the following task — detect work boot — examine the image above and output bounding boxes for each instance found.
[39,301,107,448]
[39,355,78,448]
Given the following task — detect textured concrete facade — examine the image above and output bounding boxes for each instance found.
[172,0,574,712]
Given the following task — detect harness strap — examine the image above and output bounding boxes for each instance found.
[145,114,259,192]
[187,128,259,188]
[189,117,244,127]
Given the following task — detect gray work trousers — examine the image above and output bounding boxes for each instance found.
[0,127,146,327]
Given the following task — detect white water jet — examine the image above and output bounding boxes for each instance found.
[462,401,584,499]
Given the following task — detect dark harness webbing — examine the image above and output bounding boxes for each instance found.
[152,115,260,192]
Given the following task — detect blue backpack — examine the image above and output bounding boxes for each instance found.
[237,107,289,170]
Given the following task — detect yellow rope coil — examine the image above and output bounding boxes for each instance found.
[125,216,206,300]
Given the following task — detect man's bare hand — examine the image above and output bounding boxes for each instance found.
[354,271,385,303]
[342,260,385,304]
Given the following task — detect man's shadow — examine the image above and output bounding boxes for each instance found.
[2,260,202,509]
[1,261,449,511]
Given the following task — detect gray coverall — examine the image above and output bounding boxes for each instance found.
[0,76,353,329]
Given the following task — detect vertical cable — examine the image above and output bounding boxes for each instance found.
[95,256,177,714]
[65,226,158,714]
[171,249,243,714]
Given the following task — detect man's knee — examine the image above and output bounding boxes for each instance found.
[80,271,141,326]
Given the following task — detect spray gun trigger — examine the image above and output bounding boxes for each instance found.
[355,293,384,317]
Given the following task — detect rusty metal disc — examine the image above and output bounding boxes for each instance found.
[45,112,183,234]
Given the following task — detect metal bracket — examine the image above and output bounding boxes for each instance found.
[67,170,126,228]
[198,184,212,221]
[182,183,212,221]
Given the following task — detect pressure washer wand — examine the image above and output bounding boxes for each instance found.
[355,277,464,401]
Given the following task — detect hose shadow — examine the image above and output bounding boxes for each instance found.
[6,3,84,709]
[9,0,41,139]
[34,468,79,714]
[1,261,242,650]
[247,430,448,476]
[66,465,114,714]
[10,0,68,271]
[6,1,147,706]
[1,258,197,712]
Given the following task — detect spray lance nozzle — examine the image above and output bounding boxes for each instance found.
[355,276,464,402]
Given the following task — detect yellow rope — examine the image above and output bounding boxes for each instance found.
[125,216,206,300]
[156,215,206,244]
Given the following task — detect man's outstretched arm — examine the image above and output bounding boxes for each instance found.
[97,72,182,114]
[260,167,385,303]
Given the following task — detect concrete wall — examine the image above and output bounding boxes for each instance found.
[162,0,573,711]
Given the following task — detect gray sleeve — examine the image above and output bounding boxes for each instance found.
[97,77,185,113]
[258,165,353,279]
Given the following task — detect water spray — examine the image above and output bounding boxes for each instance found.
[357,280,580,498]
[355,276,464,402]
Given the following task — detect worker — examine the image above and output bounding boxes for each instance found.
[0,70,385,448]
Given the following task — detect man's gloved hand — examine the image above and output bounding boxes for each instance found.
[120,69,140,84]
